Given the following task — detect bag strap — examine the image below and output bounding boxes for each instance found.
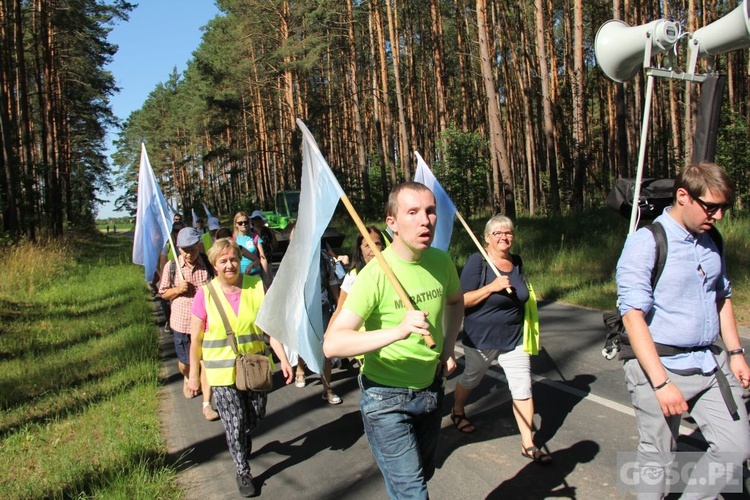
[645,223,668,289]
[206,281,239,356]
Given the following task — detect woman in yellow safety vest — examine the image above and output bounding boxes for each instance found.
[188,237,293,497]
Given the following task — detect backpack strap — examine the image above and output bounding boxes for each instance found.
[646,222,723,291]
[169,259,177,287]
[706,225,724,257]
[645,222,668,289]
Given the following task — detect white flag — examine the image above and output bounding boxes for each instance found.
[255,120,344,375]
[192,208,199,228]
[414,151,457,251]
[132,143,172,282]
[202,202,214,220]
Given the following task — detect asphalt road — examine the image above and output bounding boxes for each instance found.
[157,299,750,499]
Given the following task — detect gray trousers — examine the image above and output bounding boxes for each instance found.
[624,351,750,499]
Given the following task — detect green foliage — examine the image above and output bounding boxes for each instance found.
[436,125,491,215]
[716,109,750,210]
[0,234,180,498]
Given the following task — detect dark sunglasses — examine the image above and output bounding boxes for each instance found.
[692,195,731,216]
[236,220,249,226]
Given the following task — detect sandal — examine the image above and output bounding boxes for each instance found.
[521,446,552,465]
[322,390,342,405]
[295,372,306,388]
[450,409,476,433]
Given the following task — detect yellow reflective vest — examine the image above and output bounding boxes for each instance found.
[202,275,268,387]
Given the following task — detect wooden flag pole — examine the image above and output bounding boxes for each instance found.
[339,194,436,349]
[454,211,513,294]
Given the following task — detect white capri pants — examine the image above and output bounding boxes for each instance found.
[458,344,532,400]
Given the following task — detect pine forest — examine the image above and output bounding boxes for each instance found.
[2,0,750,238]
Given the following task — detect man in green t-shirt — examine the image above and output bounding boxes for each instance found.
[324,181,464,499]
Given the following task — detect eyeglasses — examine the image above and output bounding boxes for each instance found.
[491,231,514,238]
[236,220,249,226]
[692,195,731,216]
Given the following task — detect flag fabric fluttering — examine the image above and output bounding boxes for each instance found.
[255,119,344,375]
[132,143,172,282]
[413,151,457,251]
[202,202,214,220]
[167,201,178,221]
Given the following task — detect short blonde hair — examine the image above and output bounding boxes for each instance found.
[207,238,241,267]
[484,214,514,236]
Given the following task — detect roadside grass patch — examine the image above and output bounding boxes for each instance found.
[0,233,181,498]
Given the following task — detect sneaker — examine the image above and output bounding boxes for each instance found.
[202,405,220,421]
[236,472,256,497]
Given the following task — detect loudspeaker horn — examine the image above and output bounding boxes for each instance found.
[688,0,750,73]
[595,19,680,83]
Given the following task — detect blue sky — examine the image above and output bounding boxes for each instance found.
[98,1,220,219]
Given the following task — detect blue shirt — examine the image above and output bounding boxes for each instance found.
[460,252,529,351]
[236,234,262,275]
[616,207,731,374]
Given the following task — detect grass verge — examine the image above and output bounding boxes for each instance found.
[0,234,181,499]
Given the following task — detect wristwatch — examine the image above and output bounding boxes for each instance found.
[727,347,746,356]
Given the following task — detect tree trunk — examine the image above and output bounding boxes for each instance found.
[476,0,514,217]
[532,0,559,213]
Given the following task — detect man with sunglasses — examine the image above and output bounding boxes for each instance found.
[616,162,749,497]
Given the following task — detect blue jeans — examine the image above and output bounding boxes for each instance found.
[359,374,444,500]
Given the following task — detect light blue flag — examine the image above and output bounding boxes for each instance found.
[255,119,344,375]
[132,143,172,282]
[413,151,457,251]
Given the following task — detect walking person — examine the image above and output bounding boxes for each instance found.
[249,210,277,260]
[324,181,464,499]
[188,238,293,497]
[616,162,750,498]
[233,211,272,287]
[159,227,220,422]
[451,215,551,463]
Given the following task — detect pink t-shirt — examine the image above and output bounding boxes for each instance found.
[191,286,243,331]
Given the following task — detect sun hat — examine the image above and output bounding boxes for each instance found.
[250,210,267,222]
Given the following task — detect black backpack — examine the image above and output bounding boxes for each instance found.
[602,222,723,360]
